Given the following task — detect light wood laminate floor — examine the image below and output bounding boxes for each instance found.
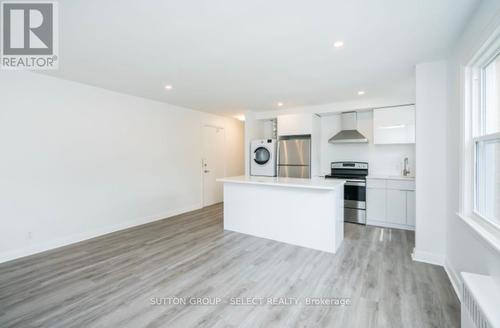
[0,203,459,328]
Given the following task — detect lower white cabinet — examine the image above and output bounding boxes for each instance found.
[366,188,386,220]
[386,189,406,224]
[406,191,416,226]
[366,178,415,230]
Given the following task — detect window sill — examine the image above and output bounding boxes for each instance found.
[457,213,500,255]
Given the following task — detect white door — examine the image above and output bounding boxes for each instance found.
[202,126,225,206]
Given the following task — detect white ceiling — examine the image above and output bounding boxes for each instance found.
[45,0,479,115]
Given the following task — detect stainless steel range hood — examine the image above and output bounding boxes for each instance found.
[328,112,368,144]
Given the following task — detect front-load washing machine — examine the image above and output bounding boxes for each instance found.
[250,139,277,177]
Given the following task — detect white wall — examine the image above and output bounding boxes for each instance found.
[414,61,448,265]
[445,0,500,294]
[0,71,244,263]
[320,111,415,176]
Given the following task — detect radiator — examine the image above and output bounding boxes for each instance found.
[461,272,500,328]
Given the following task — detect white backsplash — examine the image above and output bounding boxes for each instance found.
[320,111,415,176]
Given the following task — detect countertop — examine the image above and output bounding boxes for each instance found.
[366,175,415,181]
[217,175,345,191]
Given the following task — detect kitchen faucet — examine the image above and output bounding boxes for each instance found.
[403,157,410,176]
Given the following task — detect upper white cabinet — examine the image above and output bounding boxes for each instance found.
[373,105,415,144]
[277,113,314,136]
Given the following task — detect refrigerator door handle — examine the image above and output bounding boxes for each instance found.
[277,165,311,179]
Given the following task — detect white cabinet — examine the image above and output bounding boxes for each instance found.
[373,105,415,144]
[366,178,415,230]
[366,188,386,220]
[386,189,406,224]
[406,191,416,226]
[277,113,314,136]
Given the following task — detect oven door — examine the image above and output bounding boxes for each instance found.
[344,180,366,224]
[344,181,366,208]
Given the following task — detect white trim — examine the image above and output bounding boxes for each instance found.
[0,203,202,264]
[468,26,500,67]
[444,259,463,302]
[411,248,445,266]
[457,212,500,255]
[472,209,500,233]
[472,131,500,142]
[460,65,472,215]
[366,219,415,231]
[460,25,500,243]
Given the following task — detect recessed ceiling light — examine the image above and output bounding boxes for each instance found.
[334,41,344,48]
[234,115,245,121]
[277,102,284,107]
[357,90,365,95]
[164,85,173,90]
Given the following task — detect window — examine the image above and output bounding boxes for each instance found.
[473,52,500,226]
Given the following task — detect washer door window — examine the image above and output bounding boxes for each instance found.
[254,147,270,165]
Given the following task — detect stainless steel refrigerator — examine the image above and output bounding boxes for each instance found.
[278,136,311,178]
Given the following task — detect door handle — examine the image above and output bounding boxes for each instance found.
[204,170,210,173]
[345,181,366,186]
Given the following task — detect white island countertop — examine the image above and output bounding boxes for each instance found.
[217,175,345,191]
[218,175,345,253]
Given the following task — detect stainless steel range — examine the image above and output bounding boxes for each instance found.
[325,161,368,225]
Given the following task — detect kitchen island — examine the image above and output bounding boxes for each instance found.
[217,176,345,253]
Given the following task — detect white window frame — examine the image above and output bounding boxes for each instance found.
[460,27,500,247]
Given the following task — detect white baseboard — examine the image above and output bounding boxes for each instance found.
[444,259,462,302]
[367,219,415,231]
[0,203,202,264]
[411,248,445,266]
